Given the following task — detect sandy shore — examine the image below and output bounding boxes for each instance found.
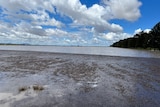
[0,50,160,107]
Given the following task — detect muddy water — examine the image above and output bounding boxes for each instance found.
[0,46,160,58]
[0,51,160,107]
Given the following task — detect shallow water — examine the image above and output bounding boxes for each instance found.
[0,45,160,58]
[0,51,160,107]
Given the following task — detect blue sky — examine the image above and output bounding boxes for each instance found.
[0,0,159,46]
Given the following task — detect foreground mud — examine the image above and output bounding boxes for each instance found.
[0,50,160,107]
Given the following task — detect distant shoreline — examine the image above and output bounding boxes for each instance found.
[0,43,108,47]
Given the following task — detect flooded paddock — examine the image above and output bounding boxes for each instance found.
[0,50,160,107]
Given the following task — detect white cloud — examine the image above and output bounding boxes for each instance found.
[33,18,63,28]
[45,28,68,36]
[101,32,132,42]
[51,0,123,33]
[144,29,151,33]
[134,28,142,34]
[103,0,142,21]
[0,0,55,14]
[51,0,141,33]
[14,22,47,36]
[0,21,51,45]
[92,38,101,44]
[0,0,63,28]
[134,28,151,34]
[0,0,142,46]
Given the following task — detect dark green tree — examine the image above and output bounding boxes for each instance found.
[150,22,160,49]
[111,21,160,50]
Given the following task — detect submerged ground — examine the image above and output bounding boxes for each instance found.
[0,50,160,107]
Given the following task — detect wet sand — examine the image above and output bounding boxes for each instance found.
[0,50,160,107]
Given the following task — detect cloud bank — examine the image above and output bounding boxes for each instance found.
[0,0,142,46]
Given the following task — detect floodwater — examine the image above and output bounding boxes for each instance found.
[0,47,160,107]
[0,45,160,58]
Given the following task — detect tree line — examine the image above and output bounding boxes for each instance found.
[111,22,160,50]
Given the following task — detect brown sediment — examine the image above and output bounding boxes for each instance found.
[32,85,44,91]
[18,87,28,92]
[18,85,44,94]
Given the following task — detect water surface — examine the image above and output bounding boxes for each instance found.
[0,45,159,58]
[0,51,160,107]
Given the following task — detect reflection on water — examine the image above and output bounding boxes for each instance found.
[0,46,160,58]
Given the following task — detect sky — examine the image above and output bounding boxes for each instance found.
[0,0,159,46]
